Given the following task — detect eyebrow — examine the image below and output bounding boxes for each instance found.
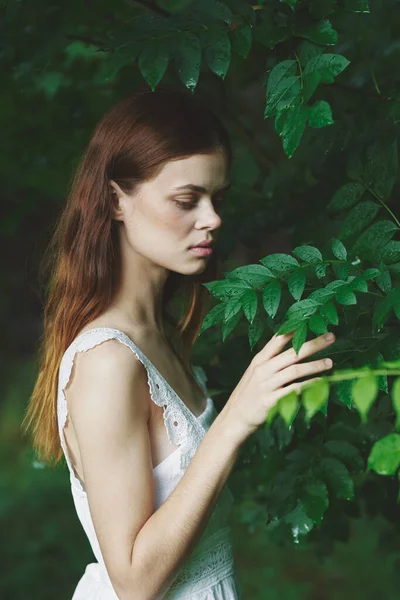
[171,182,231,193]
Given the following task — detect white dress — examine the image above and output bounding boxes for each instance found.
[57,327,242,599]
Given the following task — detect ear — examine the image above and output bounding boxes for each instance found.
[110,180,125,221]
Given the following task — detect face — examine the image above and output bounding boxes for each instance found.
[110,151,230,275]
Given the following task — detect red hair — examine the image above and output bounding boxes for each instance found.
[23,84,232,464]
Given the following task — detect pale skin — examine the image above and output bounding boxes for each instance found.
[64,150,335,599]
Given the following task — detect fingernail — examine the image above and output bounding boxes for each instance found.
[325,358,333,367]
[325,333,334,341]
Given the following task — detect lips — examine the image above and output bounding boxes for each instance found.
[189,246,213,256]
[190,241,214,249]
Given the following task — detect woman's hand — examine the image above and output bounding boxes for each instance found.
[220,331,335,445]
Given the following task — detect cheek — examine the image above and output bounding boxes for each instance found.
[125,201,193,247]
[161,204,194,232]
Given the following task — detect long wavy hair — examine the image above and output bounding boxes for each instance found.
[23,84,232,464]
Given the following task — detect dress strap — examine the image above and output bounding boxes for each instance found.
[57,327,207,493]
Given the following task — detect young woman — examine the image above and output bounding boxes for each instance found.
[24,85,335,599]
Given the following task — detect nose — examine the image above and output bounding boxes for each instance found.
[195,200,223,231]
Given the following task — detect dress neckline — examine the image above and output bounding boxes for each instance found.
[71,327,211,421]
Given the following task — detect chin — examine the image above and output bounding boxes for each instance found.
[173,261,209,276]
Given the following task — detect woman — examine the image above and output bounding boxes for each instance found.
[23,85,335,599]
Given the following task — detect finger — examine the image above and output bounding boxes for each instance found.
[271,357,333,390]
[256,331,294,363]
[267,332,335,373]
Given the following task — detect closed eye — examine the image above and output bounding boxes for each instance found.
[174,193,226,210]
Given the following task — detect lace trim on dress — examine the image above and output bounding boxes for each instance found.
[57,327,210,495]
[167,527,235,596]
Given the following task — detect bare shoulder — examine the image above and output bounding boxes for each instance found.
[66,336,151,422]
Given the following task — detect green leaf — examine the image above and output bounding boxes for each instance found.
[264,61,301,117]
[203,279,252,300]
[138,39,170,91]
[200,27,231,80]
[348,276,368,292]
[338,200,380,240]
[309,313,328,335]
[333,262,350,280]
[262,279,282,318]
[286,299,322,321]
[367,352,388,394]
[303,53,350,101]
[325,280,348,292]
[335,379,354,408]
[199,303,225,335]
[280,0,297,8]
[392,378,400,430]
[308,288,335,303]
[224,296,243,321]
[171,33,201,92]
[277,317,305,335]
[293,322,307,354]
[331,238,347,260]
[313,457,354,499]
[376,241,400,265]
[266,400,280,425]
[308,100,334,128]
[241,289,258,324]
[229,23,252,58]
[284,502,315,538]
[226,264,275,288]
[323,440,364,471]
[275,105,308,158]
[248,310,265,351]
[301,481,329,525]
[261,253,300,277]
[222,308,242,341]
[265,59,296,92]
[335,287,357,305]
[302,378,329,420]
[368,434,400,475]
[372,287,400,330]
[352,220,399,261]
[352,373,379,424]
[294,18,338,45]
[327,182,365,212]
[320,300,338,325]
[363,268,381,280]
[297,40,324,66]
[278,391,300,427]
[292,245,323,263]
[286,299,321,321]
[376,267,392,294]
[288,268,306,301]
[315,262,328,279]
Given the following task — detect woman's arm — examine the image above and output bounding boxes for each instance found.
[130,410,240,599]
[67,339,242,600]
